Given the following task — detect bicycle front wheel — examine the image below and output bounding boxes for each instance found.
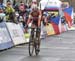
[29,35,34,56]
[35,43,40,56]
[35,32,41,56]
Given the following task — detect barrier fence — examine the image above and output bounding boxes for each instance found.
[0,22,13,50]
[0,21,75,50]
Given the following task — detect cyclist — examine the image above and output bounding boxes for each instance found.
[27,5,42,51]
[27,5,42,27]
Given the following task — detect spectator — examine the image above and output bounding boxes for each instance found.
[18,1,28,29]
[13,0,19,12]
[5,1,16,23]
[0,0,5,10]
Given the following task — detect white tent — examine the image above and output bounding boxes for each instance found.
[39,0,62,10]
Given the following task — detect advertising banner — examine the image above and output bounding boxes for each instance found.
[39,0,62,10]
[46,23,55,35]
[0,22,13,50]
[6,22,27,45]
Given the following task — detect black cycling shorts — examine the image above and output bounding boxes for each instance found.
[32,20,38,26]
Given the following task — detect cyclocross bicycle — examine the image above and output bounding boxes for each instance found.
[29,27,41,56]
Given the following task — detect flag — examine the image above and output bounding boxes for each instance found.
[48,15,60,35]
[50,16,60,25]
[64,7,73,28]
[51,22,60,35]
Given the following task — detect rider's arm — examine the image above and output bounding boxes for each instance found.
[38,10,42,27]
[27,13,32,25]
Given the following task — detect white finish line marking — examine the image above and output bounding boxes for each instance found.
[41,46,71,49]
[42,57,60,61]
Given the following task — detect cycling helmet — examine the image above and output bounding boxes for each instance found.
[31,5,38,11]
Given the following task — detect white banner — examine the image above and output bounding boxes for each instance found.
[0,22,13,50]
[39,0,62,10]
[0,28,11,43]
[6,22,27,45]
